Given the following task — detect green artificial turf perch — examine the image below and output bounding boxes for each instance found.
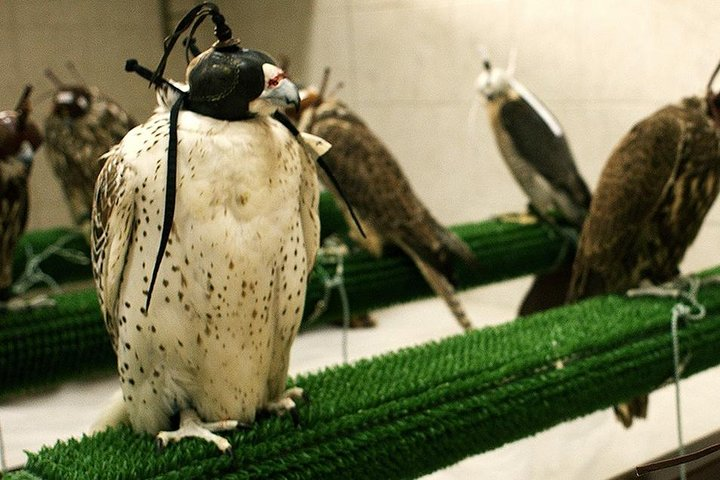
[8,266,720,479]
[0,210,568,397]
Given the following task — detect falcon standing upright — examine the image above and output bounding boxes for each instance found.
[44,66,135,233]
[91,3,328,453]
[475,55,591,316]
[0,86,42,303]
[567,72,720,426]
[299,90,478,331]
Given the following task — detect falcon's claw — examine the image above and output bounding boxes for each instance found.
[155,437,166,453]
[235,421,253,431]
[289,406,301,428]
[265,386,308,427]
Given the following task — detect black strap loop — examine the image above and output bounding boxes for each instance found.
[151,2,232,85]
[144,93,186,313]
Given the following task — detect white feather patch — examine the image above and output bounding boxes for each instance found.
[300,132,331,157]
[508,78,563,137]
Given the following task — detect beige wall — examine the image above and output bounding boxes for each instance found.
[4,1,720,269]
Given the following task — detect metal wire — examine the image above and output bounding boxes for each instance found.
[11,233,89,296]
[628,275,720,478]
[305,237,351,363]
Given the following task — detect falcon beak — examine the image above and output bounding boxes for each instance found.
[260,77,301,112]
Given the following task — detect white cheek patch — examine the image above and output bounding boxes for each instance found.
[262,64,282,87]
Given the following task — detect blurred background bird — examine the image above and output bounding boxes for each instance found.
[474,50,591,317]
[0,86,43,304]
[44,63,136,239]
[567,61,720,428]
[298,70,479,332]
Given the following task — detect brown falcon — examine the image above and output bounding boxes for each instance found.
[44,66,135,234]
[91,3,328,453]
[475,55,591,316]
[298,84,478,331]
[0,86,42,303]
[567,74,720,426]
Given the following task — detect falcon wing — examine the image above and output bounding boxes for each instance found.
[91,144,137,352]
[568,106,684,300]
[307,102,474,280]
[500,97,591,209]
[298,131,330,268]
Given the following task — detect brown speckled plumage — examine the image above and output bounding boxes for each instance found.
[568,96,720,427]
[0,88,41,300]
[569,97,720,301]
[300,98,478,331]
[45,85,135,227]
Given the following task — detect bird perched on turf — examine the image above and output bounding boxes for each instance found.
[91,3,328,453]
[298,70,478,331]
[474,51,591,316]
[567,61,720,427]
[0,86,42,304]
[44,63,135,235]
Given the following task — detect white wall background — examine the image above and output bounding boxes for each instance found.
[2,1,720,478]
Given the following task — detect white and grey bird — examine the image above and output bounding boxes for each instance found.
[0,86,42,303]
[91,4,328,453]
[475,52,591,315]
[44,64,136,234]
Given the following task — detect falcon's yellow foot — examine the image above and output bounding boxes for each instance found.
[155,409,241,455]
[265,387,309,427]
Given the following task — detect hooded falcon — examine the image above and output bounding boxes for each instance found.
[475,54,591,316]
[567,68,720,426]
[44,65,135,234]
[0,86,42,303]
[90,3,328,453]
[298,83,478,331]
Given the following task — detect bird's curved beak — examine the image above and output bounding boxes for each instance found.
[260,77,301,112]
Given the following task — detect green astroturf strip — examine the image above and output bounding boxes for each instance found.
[10,193,557,290]
[0,213,567,397]
[8,266,720,479]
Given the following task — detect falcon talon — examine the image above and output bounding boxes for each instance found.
[290,407,301,428]
[154,437,166,454]
[235,422,253,431]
